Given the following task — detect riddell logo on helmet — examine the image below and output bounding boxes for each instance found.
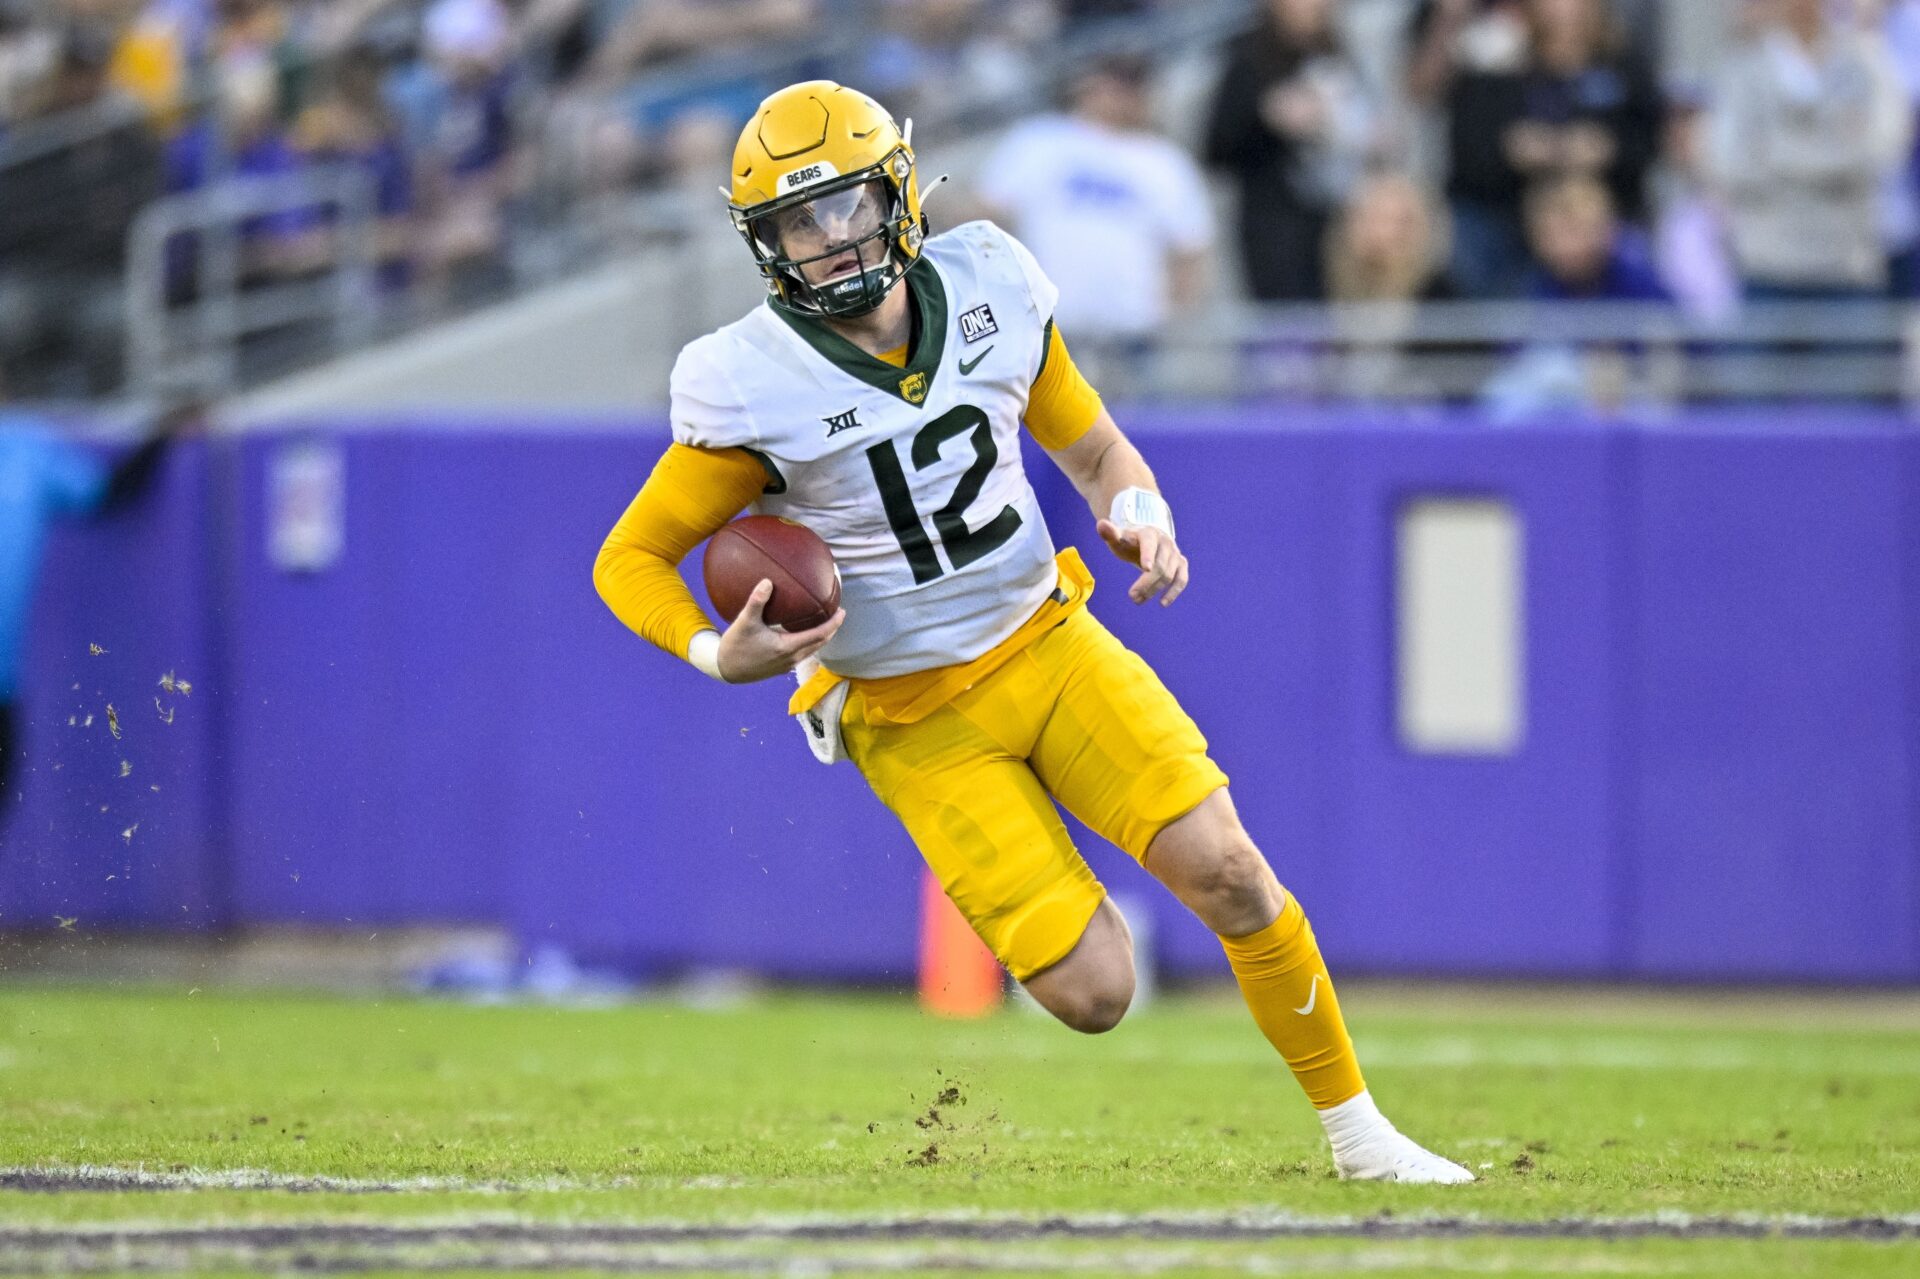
[782,162,839,192]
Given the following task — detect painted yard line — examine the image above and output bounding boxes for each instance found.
[0,1166,596,1194]
[0,1240,1694,1276]
[968,1035,1920,1075]
[3,1215,1919,1244]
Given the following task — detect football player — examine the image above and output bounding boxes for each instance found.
[595,81,1471,1183]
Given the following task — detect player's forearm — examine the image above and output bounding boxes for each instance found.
[1059,409,1161,518]
[593,442,767,673]
[592,541,717,664]
[1088,438,1160,519]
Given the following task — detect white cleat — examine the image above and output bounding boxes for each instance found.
[1318,1089,1476,1184]
[1331,1127,1477,1184]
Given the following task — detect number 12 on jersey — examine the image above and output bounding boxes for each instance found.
[865,405,1022,584]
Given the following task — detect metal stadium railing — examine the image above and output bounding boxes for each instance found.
[1103,301,1920,408]
[125,169,382,401]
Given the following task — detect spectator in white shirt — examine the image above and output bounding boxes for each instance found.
[977,56,1215,388]
[1709,0,1912,300]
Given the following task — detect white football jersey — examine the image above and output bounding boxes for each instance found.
[670,220,1066,679]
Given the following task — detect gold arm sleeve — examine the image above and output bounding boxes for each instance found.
[1022,320,1104,451]
[593,443,770,661]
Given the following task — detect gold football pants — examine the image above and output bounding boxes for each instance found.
[843,609,1229,981]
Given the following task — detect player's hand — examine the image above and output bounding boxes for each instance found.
[1096,519,1189,607]
[716,579,846,683]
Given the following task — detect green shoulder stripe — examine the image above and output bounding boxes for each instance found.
[767,258,949,405]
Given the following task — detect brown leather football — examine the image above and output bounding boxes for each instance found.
[702,515,841,631]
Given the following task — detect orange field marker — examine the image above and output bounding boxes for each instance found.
[916,868,1003,1017]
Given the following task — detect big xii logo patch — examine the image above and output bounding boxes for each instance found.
[823,407,861,436]
[898,371,929,404]
[959,304,998,343]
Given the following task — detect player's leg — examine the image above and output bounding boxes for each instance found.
[1029,610,1472,1183]
[1020,896,1134,1033]
[841,682,1135,1034]
[1143,789,1358,1105]
[1145,792,1470,1182]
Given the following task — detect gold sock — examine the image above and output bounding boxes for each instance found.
[1218,892,1366,1109]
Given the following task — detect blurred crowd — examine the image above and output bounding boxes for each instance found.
[0,0,1128,395]
[976,0,1920,405]
[1190,0,1918,312]
[4,0,1920,402]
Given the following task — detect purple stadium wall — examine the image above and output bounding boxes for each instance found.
[4,408,1917,983]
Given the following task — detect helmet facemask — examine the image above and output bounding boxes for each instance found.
[734,159,921,319]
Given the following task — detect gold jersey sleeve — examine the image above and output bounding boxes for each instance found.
[593,444,769,661]
[1022,321,1103,451]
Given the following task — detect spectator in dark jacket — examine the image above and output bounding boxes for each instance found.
[1484,173,1670,421]
[1438,0,1662,297]
[1524,172,1668,301]
[1405,0,1527,110]
[1202,0,1379,301]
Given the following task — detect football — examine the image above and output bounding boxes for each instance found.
[702,515,841,631]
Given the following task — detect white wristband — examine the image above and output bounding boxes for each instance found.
[686,629,725,682]
[1110,487,1174,541]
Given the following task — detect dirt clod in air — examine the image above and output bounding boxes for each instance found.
[913,1078,966,1132]
[907,1143,941,1167]
[1510,1152,1535,1174]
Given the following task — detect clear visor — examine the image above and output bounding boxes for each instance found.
[751,179,890,271]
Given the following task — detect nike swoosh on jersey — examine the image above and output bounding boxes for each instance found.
[959,346,993,375]
[1293,973,1321,1016]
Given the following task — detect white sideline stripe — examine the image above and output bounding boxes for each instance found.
[1365,1035,1920,1074]
[3,1183,1918,1237]
[0,1165,599,1193]
[970,1035,1920,1075]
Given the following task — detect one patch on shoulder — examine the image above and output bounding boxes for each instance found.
[958,303,998,344]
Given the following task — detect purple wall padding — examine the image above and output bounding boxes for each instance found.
[6,409,1917,982]
[1621,413,1920,980]
[5,446,223,930]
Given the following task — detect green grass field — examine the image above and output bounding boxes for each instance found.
[2,982,1918,1274]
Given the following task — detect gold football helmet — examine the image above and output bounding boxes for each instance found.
[727,81,925,318]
